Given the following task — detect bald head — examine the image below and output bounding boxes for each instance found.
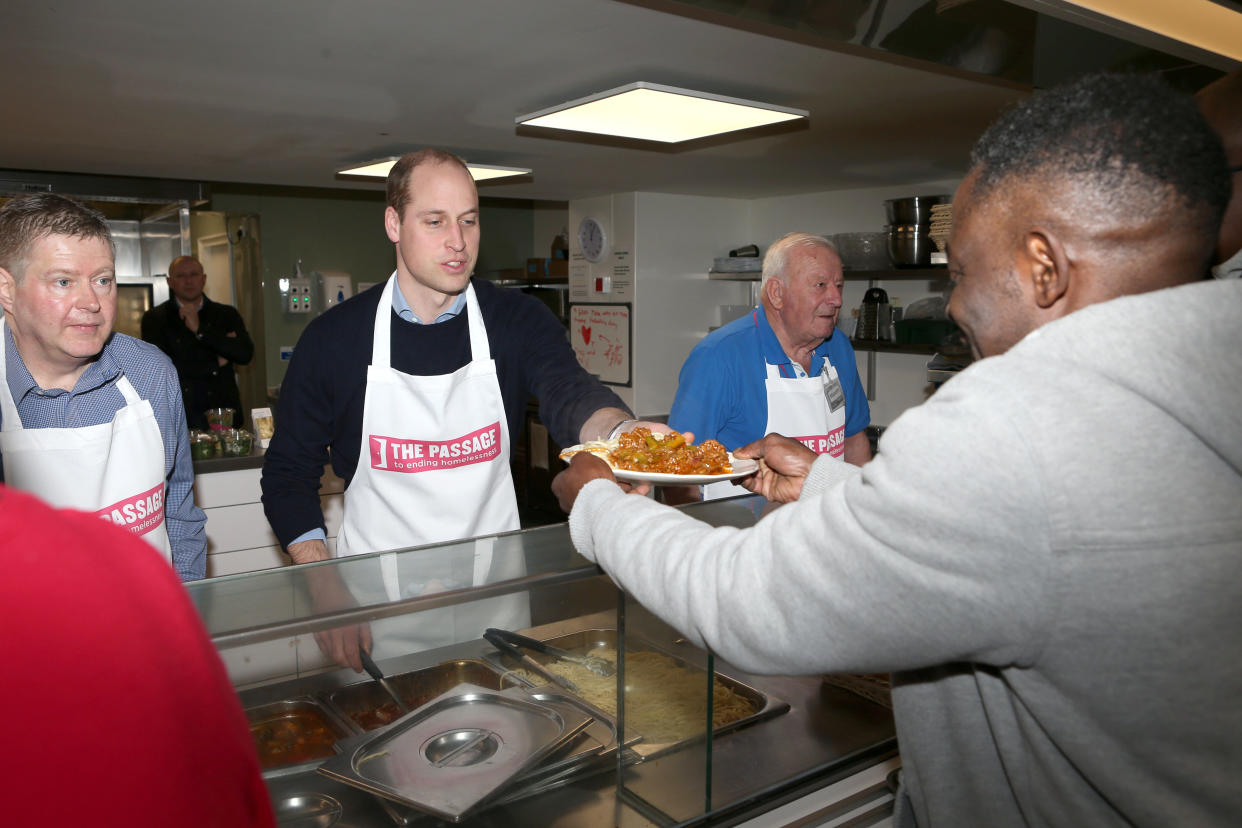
[167,255,206,304]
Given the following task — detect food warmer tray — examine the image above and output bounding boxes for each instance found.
[482,628,790,760]
[244,697,355,780]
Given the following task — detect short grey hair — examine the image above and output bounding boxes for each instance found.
[761,232,838,290]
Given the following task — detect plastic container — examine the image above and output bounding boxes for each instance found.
[830,232,889,271]
[220,428,254,457]
[189,430,218,461]
[204,407,236,431]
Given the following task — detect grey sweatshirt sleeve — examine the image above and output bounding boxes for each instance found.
[569,367,1055,677]
[802,453,863,496]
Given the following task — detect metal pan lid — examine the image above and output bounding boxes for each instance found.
[317,682,589,822]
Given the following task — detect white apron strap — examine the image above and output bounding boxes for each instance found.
[372,276,396,369]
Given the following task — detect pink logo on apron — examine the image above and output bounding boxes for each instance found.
[791,424,846,457]
[369,422,502,473]
[96,482,165,536]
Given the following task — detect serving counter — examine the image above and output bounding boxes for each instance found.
[188,495,898,826]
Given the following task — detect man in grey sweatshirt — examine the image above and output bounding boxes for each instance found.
[553,74,1242,827]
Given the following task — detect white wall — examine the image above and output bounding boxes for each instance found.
[630,193,753,416]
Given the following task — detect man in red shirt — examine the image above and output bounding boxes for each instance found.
[0,485,274,827]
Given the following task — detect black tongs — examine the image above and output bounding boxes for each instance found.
[359,650,410,714]
[484,628,584,693]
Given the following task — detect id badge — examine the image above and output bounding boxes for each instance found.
[823,372,846,412]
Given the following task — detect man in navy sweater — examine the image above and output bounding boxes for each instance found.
[261,148,637,670]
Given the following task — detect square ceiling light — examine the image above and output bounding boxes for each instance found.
[516,82,808,143]
[337,158,531,181]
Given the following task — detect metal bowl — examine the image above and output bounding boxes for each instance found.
[887,225,934,267]
[884,195,950,227]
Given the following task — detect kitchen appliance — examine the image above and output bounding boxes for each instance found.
[856,287,891,341]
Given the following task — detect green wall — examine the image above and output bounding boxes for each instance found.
[209,183,550,386]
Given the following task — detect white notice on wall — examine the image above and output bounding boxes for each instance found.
[569,304,631,386]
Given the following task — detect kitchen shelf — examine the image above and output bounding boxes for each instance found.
[850,340,938,355]
[708,266,948,282]
[708,270,762,281]
[844,266,948,281]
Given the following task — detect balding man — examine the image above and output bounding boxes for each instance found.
[668,232,870,500]
[142,255,254,429]
[554,73,1242,825]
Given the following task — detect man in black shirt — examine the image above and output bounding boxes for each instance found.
[261,149,642,671]
[141,255,254,428]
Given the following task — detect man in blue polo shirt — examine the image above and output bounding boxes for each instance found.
[669,232,869,497]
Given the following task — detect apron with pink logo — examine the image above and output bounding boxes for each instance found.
[703,357,848,500]
[0,319,172,563]
[334,277,527,658]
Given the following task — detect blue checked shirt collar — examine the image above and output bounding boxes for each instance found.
[392,282,466,324]
[4,324,121,406]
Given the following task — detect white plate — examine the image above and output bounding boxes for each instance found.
[559,441,759,485]
[609,454,758,485]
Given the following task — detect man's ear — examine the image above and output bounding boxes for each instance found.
[0,267,16,316]
[384,206,402,244]
[763,277,783,310]
[1024,229,1069,309]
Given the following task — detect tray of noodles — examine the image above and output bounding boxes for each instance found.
[483,628,789,759]
[558,427,757,485]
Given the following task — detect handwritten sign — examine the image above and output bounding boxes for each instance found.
[570,303,631,386]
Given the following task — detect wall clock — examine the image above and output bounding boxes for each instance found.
[577,216,609,263]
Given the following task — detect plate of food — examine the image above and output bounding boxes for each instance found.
[559,427,758,485]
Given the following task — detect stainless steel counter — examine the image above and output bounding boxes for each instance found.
[242,617,896,827]
[198,494,897,825]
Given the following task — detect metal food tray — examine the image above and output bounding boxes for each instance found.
[244,697,355,780]
[318,683,592,823]
[322,658,523,734]
[483,628,790,760]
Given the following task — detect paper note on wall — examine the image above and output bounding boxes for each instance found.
[569,304,631,386]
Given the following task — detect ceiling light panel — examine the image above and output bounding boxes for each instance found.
[517,82,807,143]
[337,158,530,181]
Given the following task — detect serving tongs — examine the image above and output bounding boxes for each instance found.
[486,628,616,678]
[359,650,410,715]
[484,629,583,693]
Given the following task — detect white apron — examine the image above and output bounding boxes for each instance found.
[335,277,527,659]
[0,320,172,562]
[703,358,848,500]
